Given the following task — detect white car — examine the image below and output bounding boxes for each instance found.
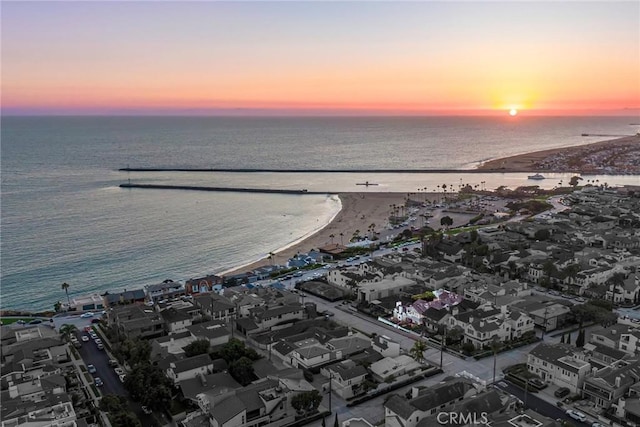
[566,410,586,422]
[80,312,94,318]
[81,335,89,342]
[114,367,125,376]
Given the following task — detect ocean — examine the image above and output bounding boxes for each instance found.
[1,116,639,311]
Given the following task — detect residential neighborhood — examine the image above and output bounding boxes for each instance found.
[2,184,640,427]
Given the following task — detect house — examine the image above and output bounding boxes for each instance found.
[321,360,369,399]
[160,307,193,334]
[384,377,478,427]
[582,359,640,409]
[447,305,534,349]
[66,293,105,311]
[187,320,231,348]
[606,274,640,304]
[196,376,315,427]
[358,277,415,304]
[179,372,241,404]
[194,294,236,322]
[103,289,146,307]
[588,324,631,351]
[372,335,401,358]
[145,279,186,303]
[249,304,306,332]
[167,354,215,384]
[0,394,77,427]
[370,355,422,383]
[109,304,165,339]
[151,331,196,360]
[619,328,640,355]
[512,300,571,332]
[393,289,463,325]
[527,343,592,393]
[290,345,334,370]
[185,275,224,294]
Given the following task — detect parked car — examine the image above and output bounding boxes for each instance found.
[16,320,26,325]
[555,387,570,398]
[108,359,118,367]
[119,374,127,383]
[87,364,96,374]
[81,335,90,342]
[94,339,102,345]
[114,367,125,376]
[528,378,546,389]
[141,406,152,415]
[80,312,94,318]
[29,319,43,324]
[94,377,103,387]
[97,343,104,350]
[566,410,586,422]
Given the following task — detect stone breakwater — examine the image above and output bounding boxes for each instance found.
[119,183,327,195]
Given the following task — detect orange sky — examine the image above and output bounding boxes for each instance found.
[2,2,639,115]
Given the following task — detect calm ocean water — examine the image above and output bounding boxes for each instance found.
[2,116,639,311]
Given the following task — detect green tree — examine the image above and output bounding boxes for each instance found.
[562,264,582,285]
[183,339,211,358]
[59,324,78,342]
[61,282,71,307]
[542,260,557,286]
[576,329,585,348]
[409,340,427,363]
[446,326,464,345]
[124,364,172,409]
[214,338,260,363]
[100,394,142,427]
[534,229,551,241]
[291,390,322,415]
[229,356,256,386]
[54,301,62,313]
[569,176,583,187]
[117,338,152,367]
[440,216,454,229]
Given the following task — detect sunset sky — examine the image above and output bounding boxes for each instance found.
[2,1,639,116]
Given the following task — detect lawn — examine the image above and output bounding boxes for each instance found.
[1,317,36,325]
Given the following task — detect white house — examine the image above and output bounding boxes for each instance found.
[167,354,214,384]
[527,343,592,393]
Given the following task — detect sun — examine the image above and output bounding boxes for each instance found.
[509,108,518,116]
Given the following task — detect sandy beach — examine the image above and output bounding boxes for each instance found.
[224,134,640,278]
[477,134,640,173]
[222,192,442,276]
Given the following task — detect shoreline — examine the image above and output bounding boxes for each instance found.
[477,134,640,174]
[221,192,437,277]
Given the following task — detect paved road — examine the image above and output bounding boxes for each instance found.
[76,329,159,426]
[495,381,572,423]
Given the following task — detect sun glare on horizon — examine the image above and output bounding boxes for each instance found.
[509,108,518,116]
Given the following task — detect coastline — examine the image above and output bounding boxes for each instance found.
[221,192,438,277]
[477,134,640,174]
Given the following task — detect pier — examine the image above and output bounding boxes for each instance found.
[119,183,327,195]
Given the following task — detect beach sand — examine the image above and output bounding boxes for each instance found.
[223,192,440,276]
[477,134,640,173]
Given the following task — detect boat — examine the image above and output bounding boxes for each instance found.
[528,173,546,180]
[356,181,379,186]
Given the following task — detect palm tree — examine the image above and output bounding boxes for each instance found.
[490,337,502,384]
[61,282,71,307]
[59,323,78,342]
[329,234,335,244]
[268,252,275,266]
[410,340,427,363]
